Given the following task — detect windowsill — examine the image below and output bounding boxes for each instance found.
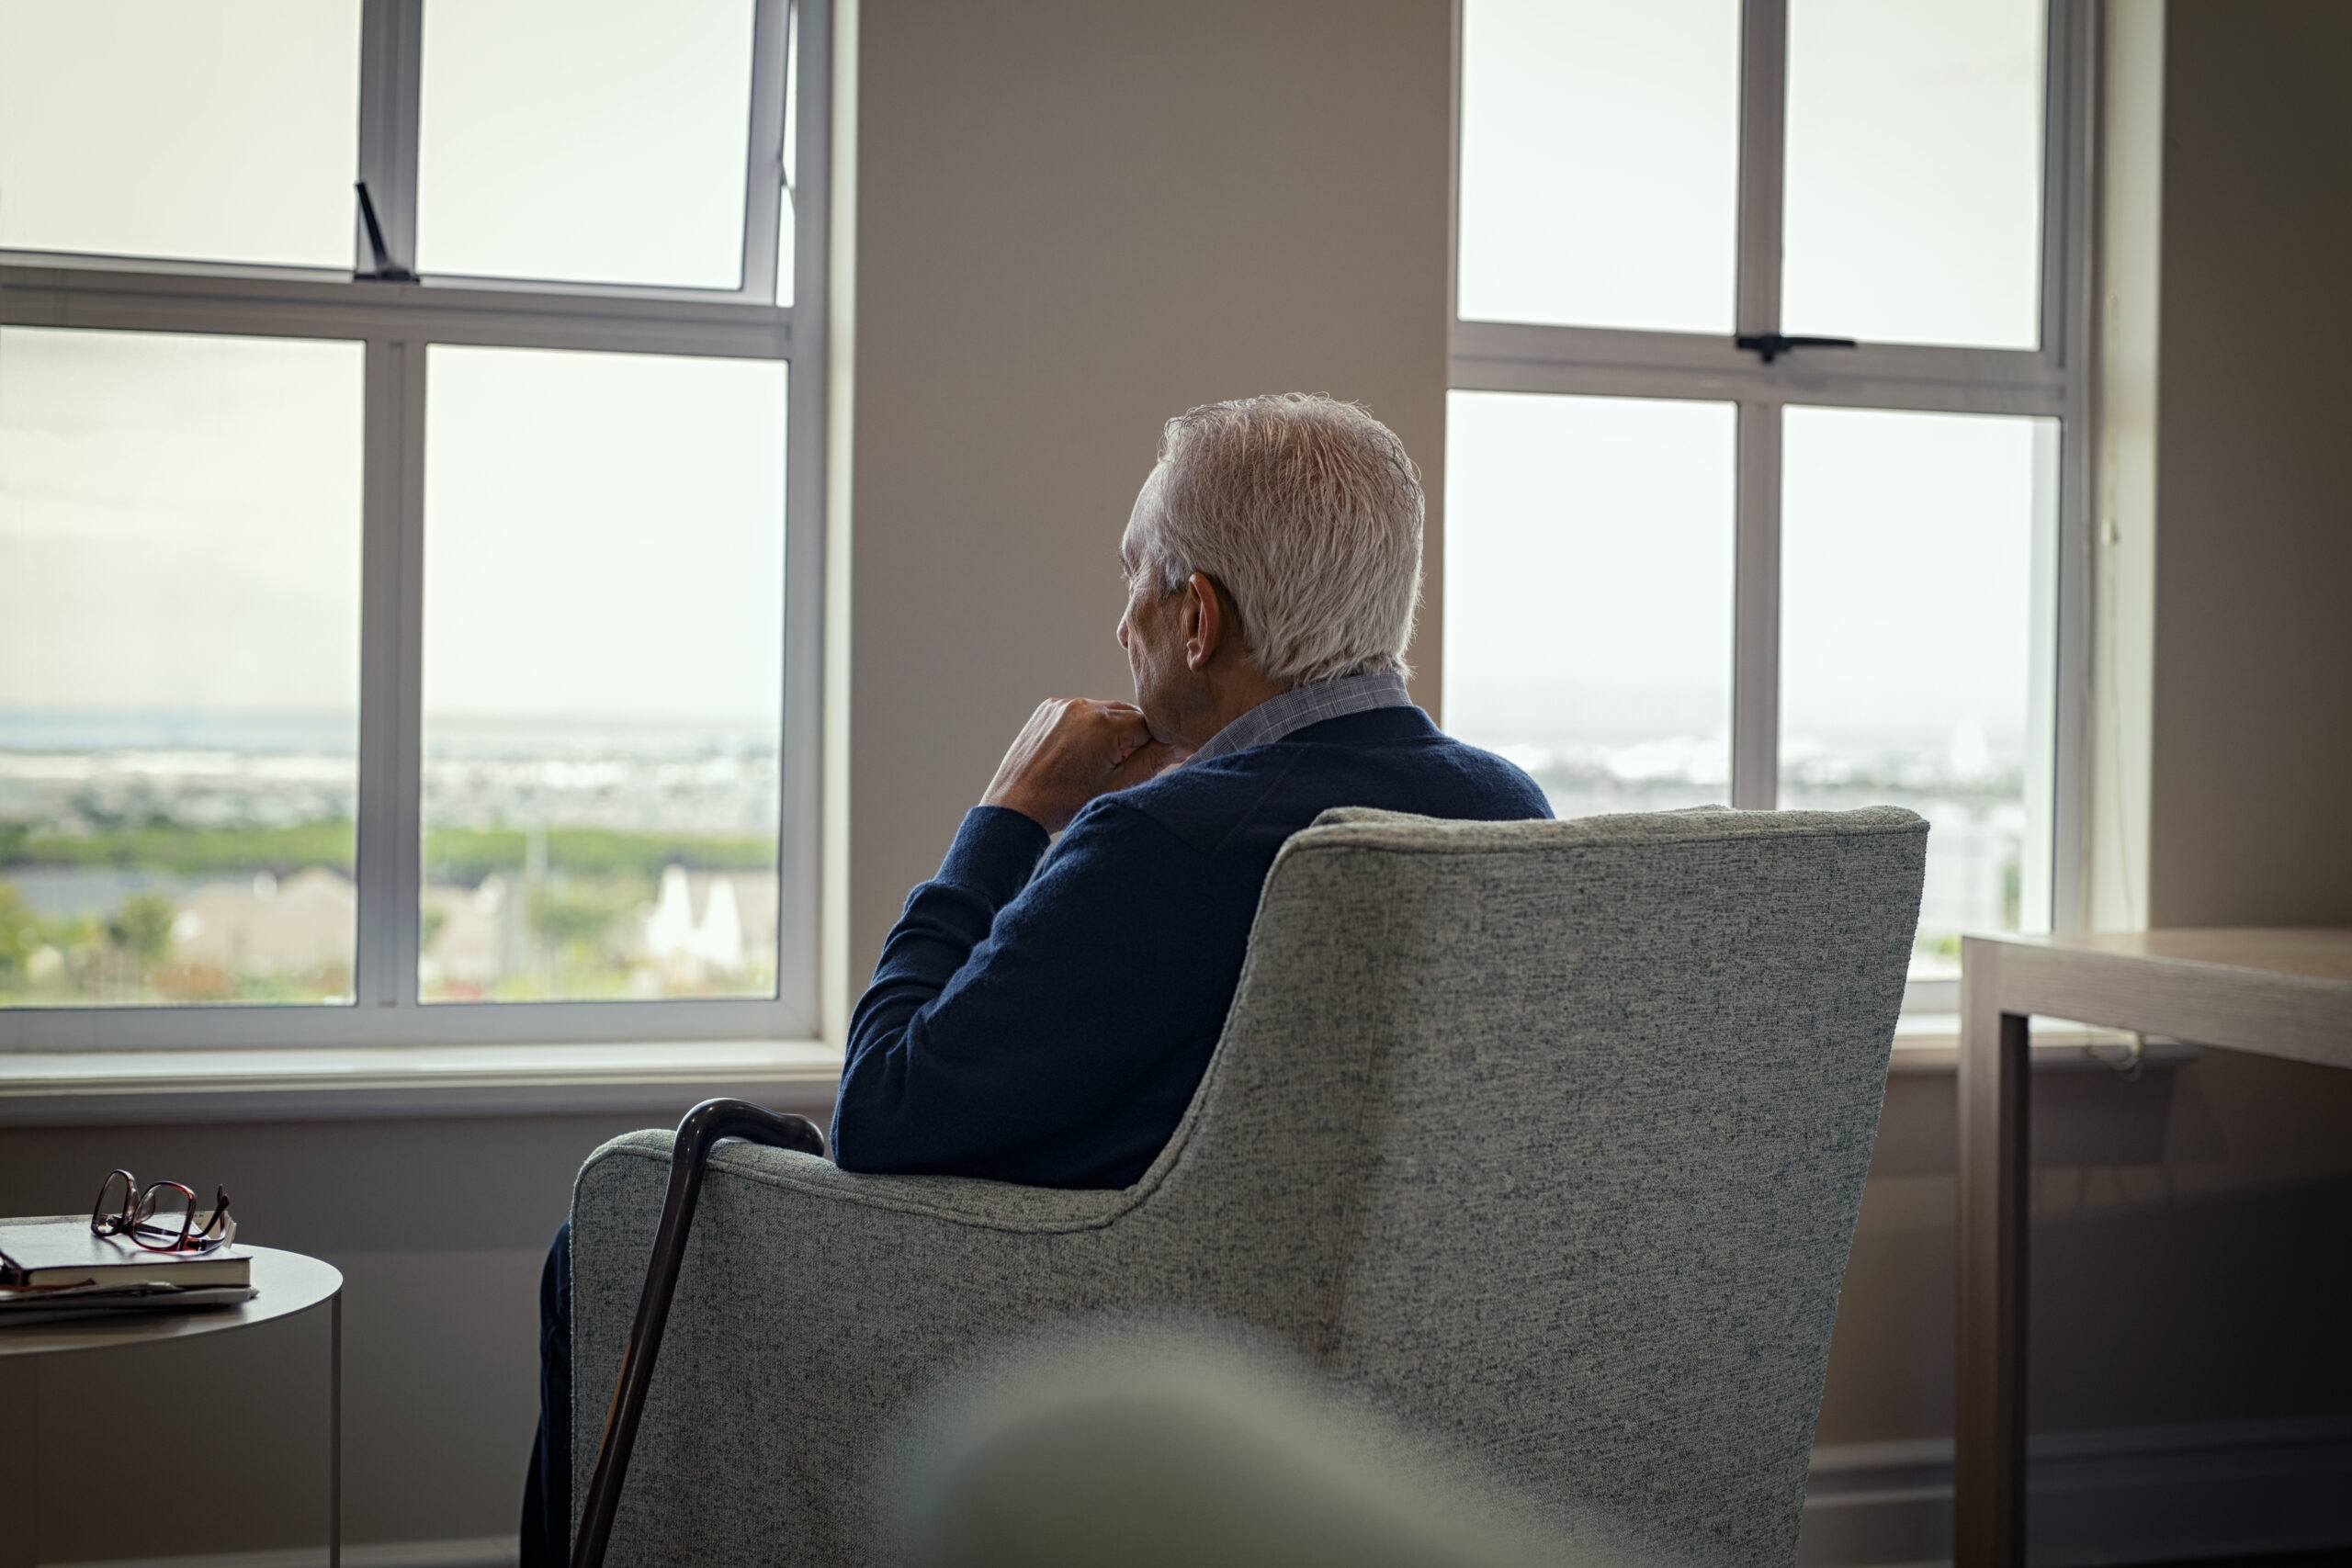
[1887,1014,2200,1076]
[0,1040,845,1126]
[0,1015,2194,1128]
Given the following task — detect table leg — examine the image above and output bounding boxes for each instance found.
[331,1291,343,1568]
[1957,974,2030,1568]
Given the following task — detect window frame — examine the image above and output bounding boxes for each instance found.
[0,0,831,1049]
[1448,0,2095,1013]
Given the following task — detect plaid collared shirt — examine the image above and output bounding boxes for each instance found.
[1186,669,1415,763]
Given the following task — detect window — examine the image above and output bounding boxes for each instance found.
[1448,0,2087,1012]
[0,0,828,1047]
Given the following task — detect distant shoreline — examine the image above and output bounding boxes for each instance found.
[0,709,782,757]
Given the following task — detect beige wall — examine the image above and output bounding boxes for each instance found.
[845,0,1453,983]
[2143,0,2352,929]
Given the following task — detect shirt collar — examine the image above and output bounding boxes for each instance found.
[1187,670,1414,763]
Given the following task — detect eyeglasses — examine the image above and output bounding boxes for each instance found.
[90,1168,235,1255]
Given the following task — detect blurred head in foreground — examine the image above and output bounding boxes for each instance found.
[898,1318,1657,1568]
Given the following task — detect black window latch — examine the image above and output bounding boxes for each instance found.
[356,182,415,283]
[1735,333,1857,365]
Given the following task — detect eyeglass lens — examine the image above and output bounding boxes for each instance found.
[135,1181,197,1248]
[93,1169,136,1230]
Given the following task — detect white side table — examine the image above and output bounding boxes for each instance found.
[0,1247,345,1567]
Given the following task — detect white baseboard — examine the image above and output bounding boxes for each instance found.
[39,1538,515,1568]
[1803,1413,2352,1568]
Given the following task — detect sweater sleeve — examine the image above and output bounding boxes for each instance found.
[831,798,1227,1174]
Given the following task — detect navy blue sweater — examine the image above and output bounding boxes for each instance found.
[831,705,1553,1189]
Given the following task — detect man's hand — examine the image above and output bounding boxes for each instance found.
[981,699,1184,833]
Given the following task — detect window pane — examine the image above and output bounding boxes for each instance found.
[417,0,757,288]
[1,329,364,1008]
[0,1,361,268]
[1782,0,2046,349]
[1444,391,1735,818]
[1457,0,1741,334]
[1781,407,2052,981]
[421,347,787,1002]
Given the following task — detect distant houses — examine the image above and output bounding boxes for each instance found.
[172,868,357,978]
[5,856,778,1001]
[418,863,777,998]
[638,866,777,989]
[644,865,743,979]
[166,862,778,998]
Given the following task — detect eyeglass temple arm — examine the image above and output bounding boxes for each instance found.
[570,1097,827,1568]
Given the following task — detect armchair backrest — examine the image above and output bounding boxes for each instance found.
[1155,806,1926,1567]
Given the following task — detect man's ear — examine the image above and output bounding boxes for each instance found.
[1183,571,1225,671]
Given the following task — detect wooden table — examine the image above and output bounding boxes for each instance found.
[0,1247,344,1568]
[1955,929,2352,1568]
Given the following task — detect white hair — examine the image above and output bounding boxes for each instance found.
[1126,393,1422,688]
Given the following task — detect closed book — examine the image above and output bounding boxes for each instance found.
[0,1280,257,1327]
[0,1216,250,1289]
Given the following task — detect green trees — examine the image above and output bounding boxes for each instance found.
[0,882,37,985]
[107,893,177,964]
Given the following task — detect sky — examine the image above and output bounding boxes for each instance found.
[1443,391,2052,764]
[0,327,367,718]
[0,0,760,284]
[420,345,787,731]
[0,329,790,733]
[0,0,361,267]
[414,0,756,288]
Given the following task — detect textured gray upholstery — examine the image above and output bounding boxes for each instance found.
[571,806,1927,1568]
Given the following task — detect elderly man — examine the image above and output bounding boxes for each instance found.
[832,392,1551,1187]
[520,393,1548,1564]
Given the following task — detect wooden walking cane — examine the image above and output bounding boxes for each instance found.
[571,1097,828,1568]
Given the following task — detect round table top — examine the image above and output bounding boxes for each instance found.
[0,1246,342,1359]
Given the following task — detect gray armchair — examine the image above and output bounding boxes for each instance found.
[570,806,1927,1568]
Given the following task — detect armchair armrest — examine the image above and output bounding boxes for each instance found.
[563,1126,1229,1563]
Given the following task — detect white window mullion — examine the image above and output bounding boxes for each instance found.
[0,266,793,360]
[1732,400,1782,809]
[353,334,426,1017]
[356,0,424,280]
[1734,0,1788,344]
[1729,0,1789,810]
[789,0,830,322]
[2037,0,2083,369]
[353,338,410,1010]
[774,0,831,1032]
[2045,0,2096,932]
[2020,420,2064,938]
[1449,338,2065,418]
[740,0,794,303]
[391,340,429,1010]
